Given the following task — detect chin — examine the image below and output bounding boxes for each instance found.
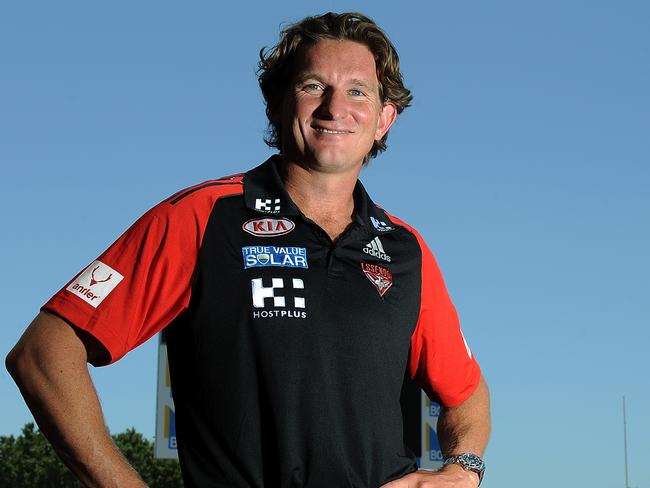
[309,148,365,171]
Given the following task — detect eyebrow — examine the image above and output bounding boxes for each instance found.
[349,78,375,90]
[293,72,325,85]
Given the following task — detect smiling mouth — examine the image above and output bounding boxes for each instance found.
[313,127,351,134]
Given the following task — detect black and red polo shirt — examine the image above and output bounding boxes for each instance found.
[44,156,481,488]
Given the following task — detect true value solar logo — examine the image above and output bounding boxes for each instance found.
[242,246,308,269]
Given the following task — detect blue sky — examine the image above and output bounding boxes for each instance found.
[1,2,649,487]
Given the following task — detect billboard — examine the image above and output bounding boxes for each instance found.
[154,334,178,459]
[420,394,443,469]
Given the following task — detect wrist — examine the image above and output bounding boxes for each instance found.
[443,452,485,486]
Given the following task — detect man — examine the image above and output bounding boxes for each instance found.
[7,12,490,488]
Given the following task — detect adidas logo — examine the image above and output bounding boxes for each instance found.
[363,237,391,262]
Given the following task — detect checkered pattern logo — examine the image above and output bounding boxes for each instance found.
[255,198,281,213]
[251,277,305,308]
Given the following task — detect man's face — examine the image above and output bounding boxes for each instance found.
[279,39,397,173]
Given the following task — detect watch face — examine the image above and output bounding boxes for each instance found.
[459,453,485,471]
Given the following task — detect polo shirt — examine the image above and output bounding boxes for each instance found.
[43,155,481,488]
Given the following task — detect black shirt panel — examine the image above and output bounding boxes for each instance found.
[41,156,481,487]
[166,161,424,487]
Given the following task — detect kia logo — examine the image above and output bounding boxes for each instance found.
[243,218,295,237]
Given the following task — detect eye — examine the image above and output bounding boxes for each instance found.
[302,83,324,93]
[349,89,365,97]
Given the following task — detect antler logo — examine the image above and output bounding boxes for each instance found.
[90,266,112,286]
[66,260,124,309]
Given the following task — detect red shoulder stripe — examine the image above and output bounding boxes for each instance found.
[164,174,244,204]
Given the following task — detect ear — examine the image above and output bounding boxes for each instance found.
[375,102,398,141]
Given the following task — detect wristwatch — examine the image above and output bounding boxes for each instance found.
[443,453,485,485]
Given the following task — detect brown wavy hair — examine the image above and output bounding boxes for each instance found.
[258,12,412,162]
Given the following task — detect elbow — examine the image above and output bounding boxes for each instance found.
[5,332,49,391]
[6,312,89,388]
[6,342,31,386]
[6,343,21,377]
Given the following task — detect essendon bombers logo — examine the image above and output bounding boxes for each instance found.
[243,218,295,237]
[66,260,124,308]
[361,262,393,297]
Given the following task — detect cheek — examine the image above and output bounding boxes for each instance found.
[290,102,309,126]
[357,105,380,126]
[297,99,319,121]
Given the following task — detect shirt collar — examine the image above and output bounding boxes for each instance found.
[243,155,301,217]
[353,179,400,235]
[243,155,399,234]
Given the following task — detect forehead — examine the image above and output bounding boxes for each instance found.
[292,39,378,83]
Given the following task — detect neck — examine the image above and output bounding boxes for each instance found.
[280,158,361,238]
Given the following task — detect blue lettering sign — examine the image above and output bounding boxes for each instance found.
[242,246,308,269]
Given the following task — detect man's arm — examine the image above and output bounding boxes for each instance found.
[5,311,147,488]
[437,374,491,460]
[381,375,491,488]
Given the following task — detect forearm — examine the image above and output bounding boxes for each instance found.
[437,375,491,457]
[380,377,491,488]
[6,312,146,488]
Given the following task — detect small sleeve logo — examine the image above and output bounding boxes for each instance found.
[66,260,124,308]
[460,329,473,359]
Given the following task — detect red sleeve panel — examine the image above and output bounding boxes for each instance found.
[387,214,481,407]
[42,179,243,365]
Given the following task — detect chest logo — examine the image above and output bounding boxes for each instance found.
[255,197,281,214]
[370,216,394,232]
[363,237,391,262]
[242,246,308,269]
[361,262,393,297]
[251,277,306,319]
[243,218,295,237]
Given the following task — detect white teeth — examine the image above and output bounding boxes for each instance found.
[315,128,347,134]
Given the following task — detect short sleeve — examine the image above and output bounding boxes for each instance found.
[403,226,481,407]
[42,184,229,365]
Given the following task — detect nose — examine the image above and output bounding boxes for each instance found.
[317,88,348,120]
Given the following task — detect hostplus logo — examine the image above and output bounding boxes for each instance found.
[363,237,391,262]
[251,277,306,319]
[255,197,281,214]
